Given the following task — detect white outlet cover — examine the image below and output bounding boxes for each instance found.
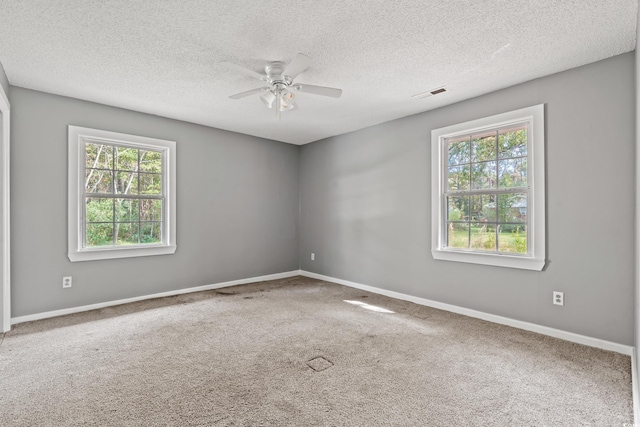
[553,291,564,306]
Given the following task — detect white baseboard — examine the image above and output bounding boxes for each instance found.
[633,348,639,425]
[11,268,635,358]
[300,270,634,356]
[10,270,301,325]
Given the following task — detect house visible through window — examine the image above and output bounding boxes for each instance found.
[68,126,176,262]
[431,105,545,270]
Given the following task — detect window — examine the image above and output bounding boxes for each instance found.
[68,126,176,262]
[431,105,545,270]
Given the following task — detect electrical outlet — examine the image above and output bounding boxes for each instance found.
[553,291,564,306]
[63,276,72,288]
[311,253,315,261]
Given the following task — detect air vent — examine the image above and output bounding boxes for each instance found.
[411,86,447,100]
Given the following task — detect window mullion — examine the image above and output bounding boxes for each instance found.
[85,193,163,200]
[467,195,472,246]
[442,140,448,248]
[527,123,532,255]
[161,151,165,243]
[494,130,499,251]
[445,187,528,197]
[81,144,87,250]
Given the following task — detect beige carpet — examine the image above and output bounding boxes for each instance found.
[0,276,632,426]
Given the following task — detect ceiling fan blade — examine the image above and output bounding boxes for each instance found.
[220,62,267,81]
[283,53,312,79]
[229,87,268,99]
[292,84,342,98]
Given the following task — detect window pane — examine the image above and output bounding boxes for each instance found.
[115,223,139,245]
[85,198,113,222]
[86,143,112,169]
[498,158,527,188]
[447,165,470,191]
[140,199,162,221]
[498,224,527,254]
[447,222,469,249]
[115,199,139,222]
[86,223,114,247]
[448,137,470,165]
[471,133,496,162]
[140,222,162,244]
[471,161,497,189]
[140,173,162,195]
[140,150,162,173]
[499,128,527,159]
[470,222,496,251]
[498,193,527,223]
[114,147,138,171]
[447,196,469,222]
[85,169,112,194]
[115,171,138,195]
[471,194,496,222]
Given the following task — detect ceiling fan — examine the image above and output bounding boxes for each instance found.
[222,53,342,114]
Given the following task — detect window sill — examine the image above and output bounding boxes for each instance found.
[68,244,177,262]
[432,249,545,271]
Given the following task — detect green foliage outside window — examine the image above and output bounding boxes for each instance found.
[445,127,528,254]
[84,143,163,247]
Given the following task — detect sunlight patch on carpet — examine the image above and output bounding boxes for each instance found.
[344,300,395,313]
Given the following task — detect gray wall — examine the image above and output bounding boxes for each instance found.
[0,109,4,328]
[300,52,635,345]
[0,61,8,96]
[635,5,639,400]
[11,87,300,317]
[0,59,7,329]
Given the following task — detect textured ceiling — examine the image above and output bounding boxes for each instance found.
[0,1,636,145]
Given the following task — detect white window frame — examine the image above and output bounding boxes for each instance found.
[431,104,545,270]
[68,126,177,262]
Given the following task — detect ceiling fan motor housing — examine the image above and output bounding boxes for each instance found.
[265,61,293,86]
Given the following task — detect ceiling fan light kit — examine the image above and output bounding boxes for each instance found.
[260,90,276,108]
[223,53,342,116]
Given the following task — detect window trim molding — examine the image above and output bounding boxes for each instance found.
[68,126,177,262]
[0,83,10,332]
[431,104,545,270]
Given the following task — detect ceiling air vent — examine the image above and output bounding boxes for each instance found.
[411,87,447,100]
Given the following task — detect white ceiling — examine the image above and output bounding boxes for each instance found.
[0,1,636,145]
